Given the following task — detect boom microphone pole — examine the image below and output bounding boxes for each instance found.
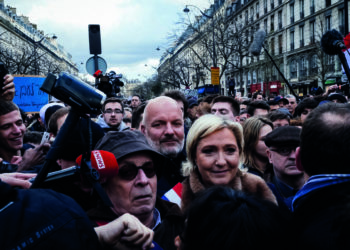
[250,29,300,101]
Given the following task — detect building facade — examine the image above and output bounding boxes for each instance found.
[0,1,78,76]
[159,0,348,98]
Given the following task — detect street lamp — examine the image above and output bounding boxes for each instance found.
[33,34,57,75]
[183,5,216,68]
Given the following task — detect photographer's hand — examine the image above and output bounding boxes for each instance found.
[95,213,154,250]
[17,143,50,172]
[1,74,15,101]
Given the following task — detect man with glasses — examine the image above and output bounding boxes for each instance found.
[89,130,184,250]
[96,97,129,133]
[264,126,304,210]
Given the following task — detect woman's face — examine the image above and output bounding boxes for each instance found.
[255,125,273,158]
[195,128,240,187]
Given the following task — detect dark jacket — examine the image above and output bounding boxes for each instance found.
[0,181,101,250]
[157,154,186,197]
[88,197,184,250]
[292,178,350,249]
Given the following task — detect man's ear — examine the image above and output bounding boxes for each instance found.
[140,124,146,135]
[266,149,273,164]
[295,147,304,171]
[235,116,240,122]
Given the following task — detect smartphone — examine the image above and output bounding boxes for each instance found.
[40,132,51,145]
[0,62,9,93]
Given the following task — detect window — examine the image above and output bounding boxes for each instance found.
[271,0,274,9]
[290,60,297,78]
[310,54,318,74]
[310,21,315,44]
[271,15,274,32]
[245,11,248,24]
[300,0,304,19]
[290,31,295,50]
[290,3,295,23]
[256,2,260,18]
[310,0,315,14]
[326,15,332,30]
[300,57,307,77]
[299,25,304,47]
[264,0,267,14]
[339,8,345,34]
[250,7,254,21]
[326,0,331,7]
[278,11,282,29]
[264,19,268,32]
[278,35,283,54]
[271,38,275,55]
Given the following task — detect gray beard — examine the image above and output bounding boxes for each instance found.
[145,136,184,158]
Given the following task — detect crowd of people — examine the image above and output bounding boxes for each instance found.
[1,73,350,249]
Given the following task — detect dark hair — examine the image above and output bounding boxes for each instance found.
[162,90,188,116]
[211,95,240,116]
[101,97,124,113]
[201,94,219,104]
[180,186,291,250]
[47,107,70,136]
[294,97,318,117]
[23,131,43,145]
[132,94,141,100]
[0,100,19,116]
[268,110,290,123]
[247,101,270,116]
[122,117,131,124]
[131,103,146,129]
[300,103,350,176]
[252,92,265,100]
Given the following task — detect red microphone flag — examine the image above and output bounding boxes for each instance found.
[76,150,118,179]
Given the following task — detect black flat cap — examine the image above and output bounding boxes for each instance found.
[264,126,301,148]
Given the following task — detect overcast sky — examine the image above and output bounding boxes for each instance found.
[7,0,212,80]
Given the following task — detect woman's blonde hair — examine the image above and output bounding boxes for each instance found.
[182,114,244,176]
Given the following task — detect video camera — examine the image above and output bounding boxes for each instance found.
[93,70,124,97]
[40,72,106,114]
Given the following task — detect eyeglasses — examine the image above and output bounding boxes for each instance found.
[118,162,156,181]
[104,109,123,114]
[269,147,296,156]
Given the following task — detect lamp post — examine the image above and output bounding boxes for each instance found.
[183,5,216,68]
[33,34,57,75]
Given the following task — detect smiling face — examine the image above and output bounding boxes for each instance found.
[0,110,26,161]
[195,128,240,187]
[105,152,157,222]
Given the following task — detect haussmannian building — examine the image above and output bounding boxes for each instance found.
[159,0,348,98]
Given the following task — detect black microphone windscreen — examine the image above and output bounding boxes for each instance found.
[321,29,344,55]
[250,29,266,56]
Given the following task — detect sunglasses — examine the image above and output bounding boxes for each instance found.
[118,162,156,181]
[269,147,296,156]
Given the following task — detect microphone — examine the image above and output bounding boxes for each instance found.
[321,29,346,55]
[249,29,266,56]
[76,150,119,179]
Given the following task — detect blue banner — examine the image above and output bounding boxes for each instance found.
[12,76,48,112]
